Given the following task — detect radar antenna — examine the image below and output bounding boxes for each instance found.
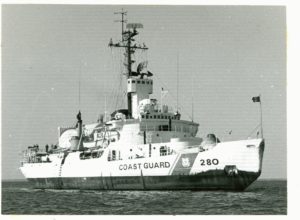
[109,12,148,78]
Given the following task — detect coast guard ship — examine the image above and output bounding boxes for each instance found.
[20,11,265,191]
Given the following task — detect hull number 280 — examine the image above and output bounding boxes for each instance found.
[200,158,219,166]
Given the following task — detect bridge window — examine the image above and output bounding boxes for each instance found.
[154,115,157,119]
[147,81,149,84]
[159,125,169,131]
[112,150,116,161]
[142,81,145,84]
[137,80,140,84]
[160,146,167,156]
[107,151,111,161]
[80,151,103,160]
[132,80,136,83]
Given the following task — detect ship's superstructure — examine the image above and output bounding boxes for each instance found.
[20,11,265,191]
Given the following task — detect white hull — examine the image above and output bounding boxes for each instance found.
[20,138,264,191]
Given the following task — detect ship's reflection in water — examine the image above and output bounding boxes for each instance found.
[2,180,286,215]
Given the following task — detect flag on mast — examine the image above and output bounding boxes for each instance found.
[160,88,168,111]
[252,95,263,138]
[252,96,260,103]
[161,87,168,98]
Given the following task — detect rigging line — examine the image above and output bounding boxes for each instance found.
[245,123,262,139]
[78,63,81,111]
[153,74,181,110]
[113,48,121,109]
[114,69,124,109]
[111,48,121,110]
[118,48,123,103]
[120,90,126,108]
[118,80,126,109]
[161,85,192,120]
[114,48,124,109]
[119,48,126,108]
[112,50,123,112]
[153,74,193,121]
[192,75,194,122]
[111,48,121,111]
[109,49,116,111]
[176,52,179,112]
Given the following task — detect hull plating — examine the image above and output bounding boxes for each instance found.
[22,140,264,191]
[27,170,260,191]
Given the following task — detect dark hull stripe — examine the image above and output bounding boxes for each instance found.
[27,170,260,191]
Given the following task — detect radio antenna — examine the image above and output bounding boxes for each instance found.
[176,52,179,113]
[78,63,81,111]
[114,8,127,41]
[192,76,194,122]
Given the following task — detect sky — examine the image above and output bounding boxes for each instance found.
[2,5,286,180]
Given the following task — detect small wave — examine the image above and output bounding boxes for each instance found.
[45,189,81,193]
[2,181,287,215]
[7,187,43,193]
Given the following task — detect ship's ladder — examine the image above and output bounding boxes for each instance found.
[58,152,68,177]
[58,164,63,177]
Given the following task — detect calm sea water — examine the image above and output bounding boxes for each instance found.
[1,180,286,215]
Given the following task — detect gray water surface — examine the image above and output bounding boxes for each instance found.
[1,180,287,215]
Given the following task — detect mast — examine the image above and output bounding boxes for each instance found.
[259,94,264,138]
[78,64,81,111]
[192,75,194,122]
[109,12,148,118]
[176,52,179,113]
[114,9,127,41]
